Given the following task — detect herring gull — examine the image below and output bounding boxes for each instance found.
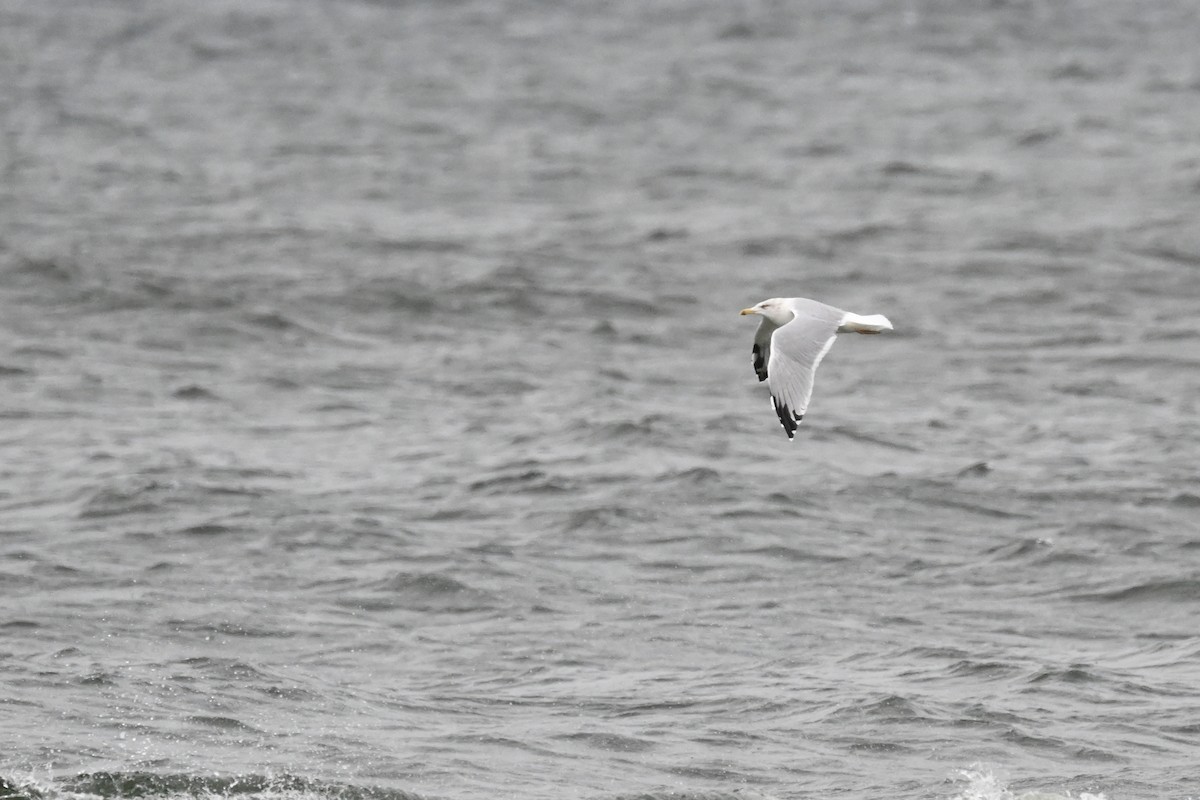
[740,297,893,439]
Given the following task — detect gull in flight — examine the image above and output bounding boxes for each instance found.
[740,297,893,439]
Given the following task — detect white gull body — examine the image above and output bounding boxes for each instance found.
[740,297,893,439]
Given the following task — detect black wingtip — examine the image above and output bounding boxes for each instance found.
[751,344,768,381]
[771,396,799,439]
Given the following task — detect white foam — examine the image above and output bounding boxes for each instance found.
[950,767,1109,800]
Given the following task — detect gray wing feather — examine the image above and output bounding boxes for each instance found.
[766,311,842,439]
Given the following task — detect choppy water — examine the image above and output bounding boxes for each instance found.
[3,1,1200,799]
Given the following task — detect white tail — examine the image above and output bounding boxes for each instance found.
[839,312,893,334]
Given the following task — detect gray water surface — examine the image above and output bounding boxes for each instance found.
[3,2,1200,799]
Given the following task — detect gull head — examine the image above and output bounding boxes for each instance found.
[739,298,794,326]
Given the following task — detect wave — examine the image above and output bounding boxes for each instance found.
[554,731,655,753]
[329,570,496,614]
[467,469,576,495]
[0,772,788,800]
[736,544,847,563]
[0,764,1116,800]
[948,767,1109,800]
[610,793,779,800]
[1074,578,1200,603]
[0,773,426,800]
[75,469,289,521]
[562,505,653,533]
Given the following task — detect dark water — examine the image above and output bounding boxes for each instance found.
[3,1,1200,799]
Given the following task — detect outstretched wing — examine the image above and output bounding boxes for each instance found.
[750,318,778,382]
[766,314,841,439]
